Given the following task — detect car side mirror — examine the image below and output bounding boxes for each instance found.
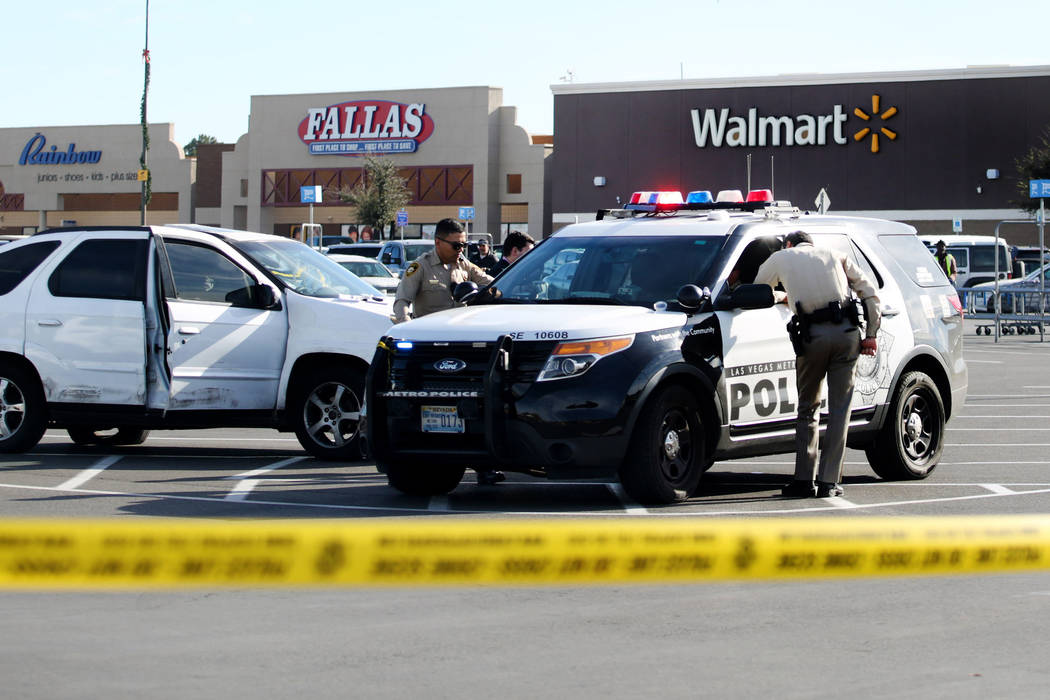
[714,283,775,311]
[452,281,479,304]
[676,284,708,311]
[381,253,392,264]
[226,284,278,309]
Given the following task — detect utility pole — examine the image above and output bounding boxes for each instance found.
[139,0,151,225]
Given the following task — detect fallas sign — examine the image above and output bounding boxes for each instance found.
[298,100,435,156]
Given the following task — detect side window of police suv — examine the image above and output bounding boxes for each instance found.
[164,240,258,306]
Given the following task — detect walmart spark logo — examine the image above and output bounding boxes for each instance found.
[853,94,898,153]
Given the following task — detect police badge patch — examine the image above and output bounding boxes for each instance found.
[405,262,420,277]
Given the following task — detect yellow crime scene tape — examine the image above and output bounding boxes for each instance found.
[1,515,1049,589]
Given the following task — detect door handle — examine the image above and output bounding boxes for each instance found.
[880,304,900,317]
[37,319,62,327]
[177,326,201,335]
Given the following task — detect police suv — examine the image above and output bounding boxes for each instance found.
[366,190,967,504]
[0,225,391,457]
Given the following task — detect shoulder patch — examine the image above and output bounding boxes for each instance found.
[405,262,420,277]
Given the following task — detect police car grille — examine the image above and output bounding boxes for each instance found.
[389,343,493,391]
[505,341,558,389]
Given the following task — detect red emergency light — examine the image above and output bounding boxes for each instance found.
[745,189,774,203]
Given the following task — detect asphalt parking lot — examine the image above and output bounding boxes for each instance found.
[2,317,1049,700]
[2,318,1049,519]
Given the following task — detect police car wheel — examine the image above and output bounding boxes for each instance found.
[382,460,466,496]
[865,371,944,480]
[66,427,150,446]
[293,366,365,460]
[0,362,48,454]
[620,385,705,504]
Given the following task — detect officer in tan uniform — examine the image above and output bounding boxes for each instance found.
[754,230,880,499]
[393,218,493,324]
[392,218,503,485]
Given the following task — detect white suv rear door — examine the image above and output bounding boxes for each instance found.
[25,231,151,406]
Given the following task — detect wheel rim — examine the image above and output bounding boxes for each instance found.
[0,377,27,439]
[302,381,361,450]
[900,389,937,464]
[657,408,693,485]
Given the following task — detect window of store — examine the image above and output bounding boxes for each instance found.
[507,174,522,194]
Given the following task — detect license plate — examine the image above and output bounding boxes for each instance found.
[421,405,465,433]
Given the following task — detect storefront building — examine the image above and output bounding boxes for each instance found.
[551,65,1050,244]
[0,124,192,234]
[198,85,550,244]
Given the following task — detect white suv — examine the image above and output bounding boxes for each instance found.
[0,225,392,457]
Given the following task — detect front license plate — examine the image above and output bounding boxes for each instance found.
[421,405,465,433]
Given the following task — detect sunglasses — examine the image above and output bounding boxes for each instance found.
[438,238,467,251]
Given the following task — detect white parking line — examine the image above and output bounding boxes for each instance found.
[232,456,308,479]
[225,456,308,501]
[606,483,649,515]
[225,479,262,502]
[55,456,121,490]
[823,495,856,508]
[979,484,1017,495]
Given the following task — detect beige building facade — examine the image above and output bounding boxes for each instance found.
[202,85,549,243]
[0,124,192,234]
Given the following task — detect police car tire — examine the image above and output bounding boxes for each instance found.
[292,366,365,461]
[619,385,705,504]
[866,371,944,480]
[0,362,48,454]
[382,460,466,496]
[66,427,150,446]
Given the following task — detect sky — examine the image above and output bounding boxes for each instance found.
[2,0,1046,151]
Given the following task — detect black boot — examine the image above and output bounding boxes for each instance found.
[780,480,817,498]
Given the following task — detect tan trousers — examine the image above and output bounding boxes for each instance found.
[794,320,861,484]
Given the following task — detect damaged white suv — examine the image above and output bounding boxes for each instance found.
[0,225,391,457]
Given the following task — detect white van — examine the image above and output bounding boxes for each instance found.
[0,225,392,457]
[919,235,1012,288]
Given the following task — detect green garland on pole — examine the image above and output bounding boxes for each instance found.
[139,50,152,207]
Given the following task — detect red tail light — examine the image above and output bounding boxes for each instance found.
[948,292,963,318]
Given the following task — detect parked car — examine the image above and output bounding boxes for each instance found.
[327,242,383,258]
[0,224,392,458]
[379,240,435,276]
[919,235,1012,287]
[328,254,399,295]
[972,262,1050,313]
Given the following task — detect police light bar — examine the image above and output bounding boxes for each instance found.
[607,187,791,217]
[745,189,774,203]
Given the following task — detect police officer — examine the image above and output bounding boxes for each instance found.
[392,218,504,485]
[754,230,880,498]
[393,218,494,323]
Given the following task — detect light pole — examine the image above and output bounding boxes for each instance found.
[139,0,151,225]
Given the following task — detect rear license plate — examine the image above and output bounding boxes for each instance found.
[421,405,465,433]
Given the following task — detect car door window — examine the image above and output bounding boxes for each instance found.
[165,240,256,304]
[49,239,147,301]
[0,241,61,295]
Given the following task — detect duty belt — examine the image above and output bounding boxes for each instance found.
[803,300,860,326]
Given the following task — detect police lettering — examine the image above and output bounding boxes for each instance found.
[729,377,797,420]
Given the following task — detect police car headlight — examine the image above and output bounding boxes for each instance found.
[537,335,634,382]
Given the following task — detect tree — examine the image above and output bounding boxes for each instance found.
[336,156,411,240]
[183,134,218,158]
[1015,126,1050,215]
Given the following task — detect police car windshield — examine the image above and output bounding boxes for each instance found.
[491,235,723,306]
[235,240,383,297]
